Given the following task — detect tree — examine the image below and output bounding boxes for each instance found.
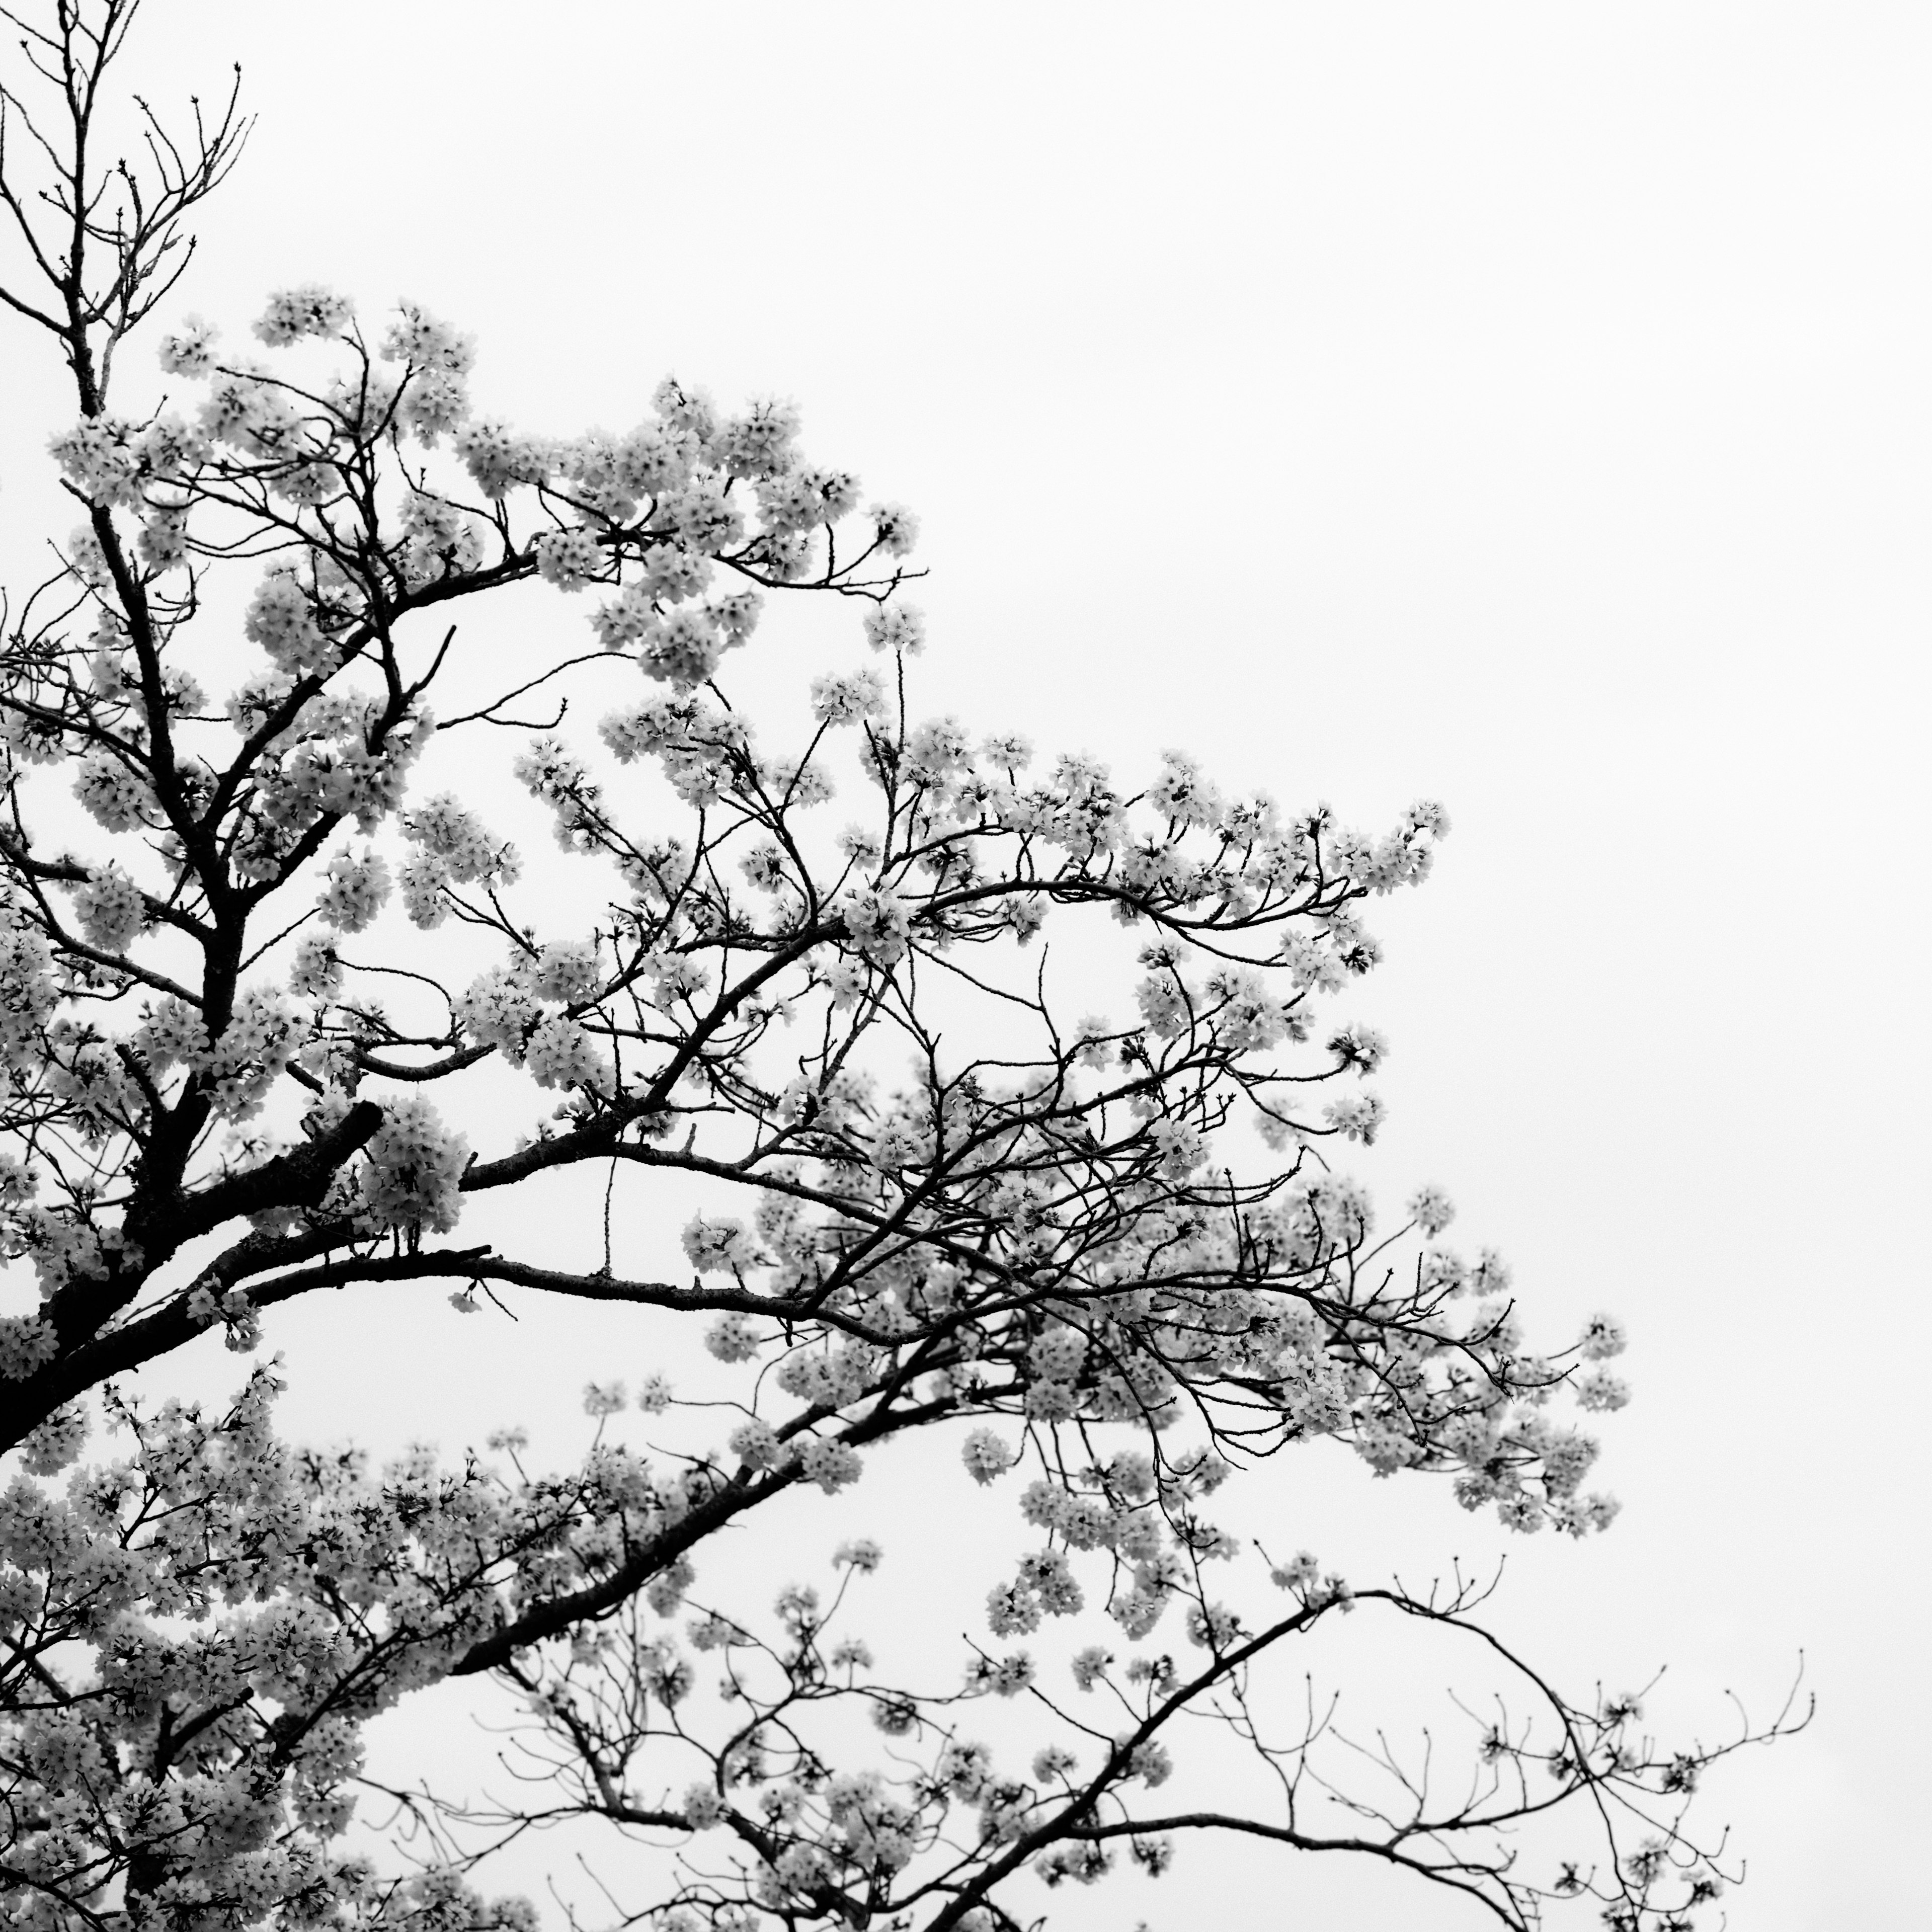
[0,6,1800,1929]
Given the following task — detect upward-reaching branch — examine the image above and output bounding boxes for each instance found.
[0,0,248,411]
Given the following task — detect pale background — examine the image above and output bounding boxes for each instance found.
[7,3,1930,1926]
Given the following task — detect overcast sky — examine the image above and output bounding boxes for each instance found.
[10,3,1929,1925]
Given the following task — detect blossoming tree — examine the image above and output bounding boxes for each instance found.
[0,6,1797,1930]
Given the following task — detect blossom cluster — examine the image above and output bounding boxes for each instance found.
[0,1371,577,1932]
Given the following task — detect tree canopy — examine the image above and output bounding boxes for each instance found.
[0,6,1797,1929]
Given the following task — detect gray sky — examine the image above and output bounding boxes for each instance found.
[11,3,1929,1924]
